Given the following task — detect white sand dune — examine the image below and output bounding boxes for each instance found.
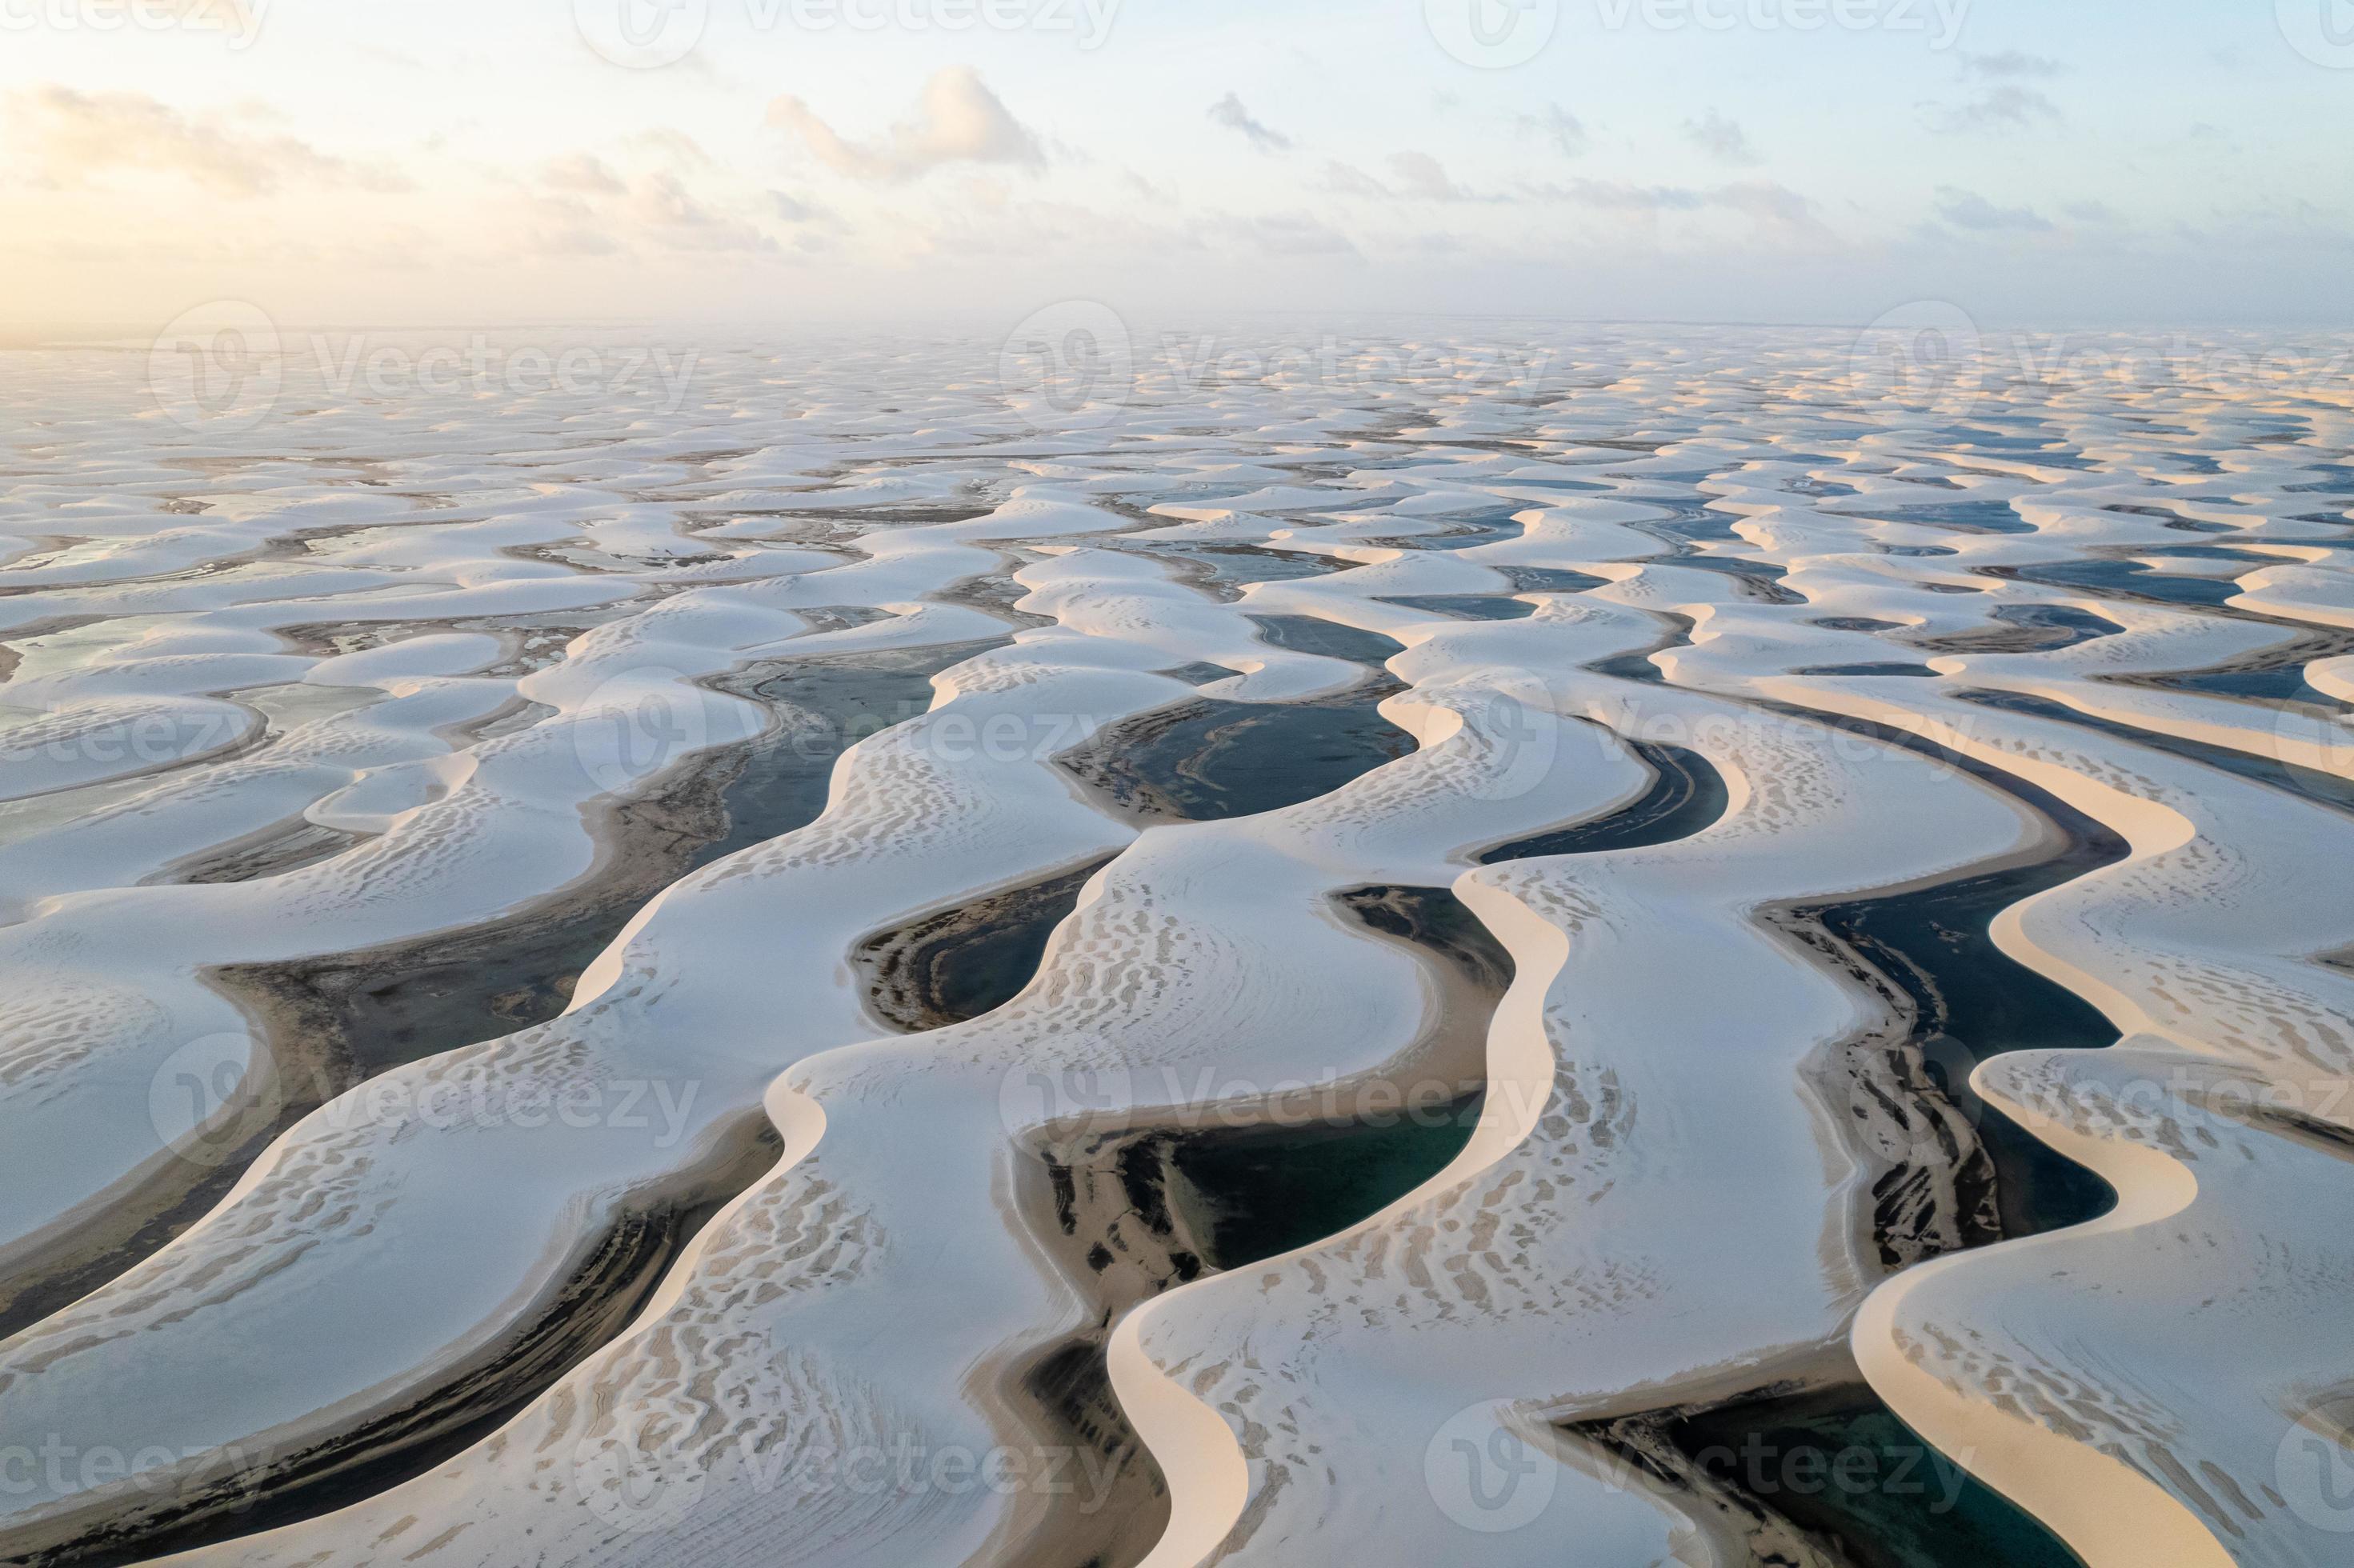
[0,327,2348,1568]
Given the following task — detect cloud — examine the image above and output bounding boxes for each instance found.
[1315,153,1482,203]
[1207,92,1291,154]
[1523,103,1588,158]
[518,156,783,258]
[1531,178,1705,211]
[1525,178,1713,211]
[630,128,714,170]
[1317,159,1391,198]
[525,213,622,258]
[8,85,412,197]
[1936,186,2052,231]
[1712,180,1822,233]
[1960,50,2065,78]
[1683,111,1759,166]
[1119,167,1178,203]
[1386,150,1473,202]
[1928,83,2062,134]
[625,170,777,251]
[354,42,426,70]
[768,190,832,225]
[542,152,625,195]
[768,68,1043,183]
[1210,211,1355,256]
[1526,177,1828,238]
[2063,199,2121,225]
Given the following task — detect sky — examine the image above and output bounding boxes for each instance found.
[2,0,2350,336]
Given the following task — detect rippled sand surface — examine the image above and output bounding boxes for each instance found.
[2,326,2350,1567]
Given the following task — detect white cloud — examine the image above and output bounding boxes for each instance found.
[542,152,624,195]
[769,190,832,225]
[1317,160,1391,198]
[1386,151,1474,202]
[1525,178,1828,239]
[1527,103,1590,158]
[1936,186,2052,232]
[1207,93,1291,154]
[1211,211,1355,256]
[1683,112,1759,166]
[1960,50,2065,78]
[625,171,777,252]
[7,86,412,197]
[1928,83,2063,134]
[768,68,1043,184]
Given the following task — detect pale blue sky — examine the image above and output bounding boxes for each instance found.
[3,0,2348,330]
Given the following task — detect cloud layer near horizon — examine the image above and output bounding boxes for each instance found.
[1,1,2346,330]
